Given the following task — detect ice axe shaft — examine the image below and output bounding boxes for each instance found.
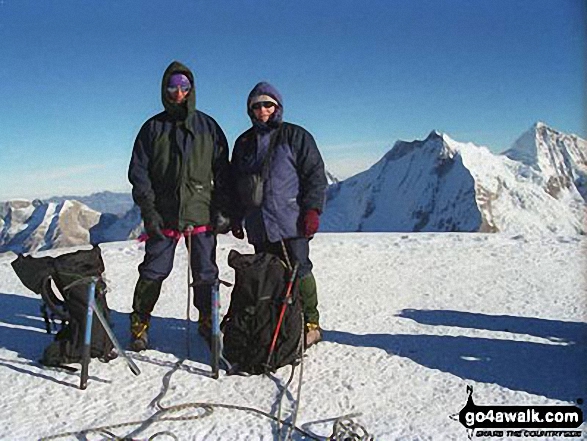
[211,283,221,379]
[80,277,140,390]
[80,280,95,389]
[91,296,141,376]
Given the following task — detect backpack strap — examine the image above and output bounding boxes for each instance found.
[39,276,70,324]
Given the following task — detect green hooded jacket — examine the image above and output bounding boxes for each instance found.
[128,61,231,231]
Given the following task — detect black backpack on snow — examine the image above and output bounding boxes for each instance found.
[222,250,303,375]
[11,246,115,366]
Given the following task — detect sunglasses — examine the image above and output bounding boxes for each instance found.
[166,85,191,94]
[251,102,276,110]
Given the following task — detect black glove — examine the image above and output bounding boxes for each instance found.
[231,220,245,240]
[212,212,231,235]
[143,211,165,240]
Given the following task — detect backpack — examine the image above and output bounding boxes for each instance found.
[222,250,303,375]
[11,246,115,366]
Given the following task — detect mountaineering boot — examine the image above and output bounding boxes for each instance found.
[193,283,214,346]
[299,273,321,348]
[130,312,150,352]
[305,322,323,348]
[129,278,162,351]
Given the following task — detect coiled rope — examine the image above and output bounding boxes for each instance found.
[329,414,374,441]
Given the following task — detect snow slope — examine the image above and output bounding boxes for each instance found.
[0,233,585,440]
[504,122,587,201]
[445,133,585,237]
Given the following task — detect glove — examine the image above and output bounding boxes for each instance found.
[212,212,231,235]
[143,211,165,240]
[302,209,320,237]
[231,221,245,240]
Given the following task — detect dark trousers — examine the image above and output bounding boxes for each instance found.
[253,237,312,277]
[135,232,218,316]
[254,237,320,324]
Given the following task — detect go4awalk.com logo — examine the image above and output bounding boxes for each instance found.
[449,386,584,439]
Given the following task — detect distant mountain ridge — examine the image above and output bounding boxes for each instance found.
[0,199,141,254]
[45,191,135,216]
[1,123,585,253]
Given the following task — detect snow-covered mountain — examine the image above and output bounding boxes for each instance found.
[0,199,141,254]
[322,124,586,237]
[504,122,587,201]
[2,123,585,253]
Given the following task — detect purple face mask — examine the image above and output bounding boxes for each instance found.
[167,73,191,93]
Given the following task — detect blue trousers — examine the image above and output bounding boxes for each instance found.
[137,232,218,314]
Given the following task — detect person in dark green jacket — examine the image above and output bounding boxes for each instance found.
[128,61,231,351]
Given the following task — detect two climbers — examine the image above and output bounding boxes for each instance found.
[128,63,327,355]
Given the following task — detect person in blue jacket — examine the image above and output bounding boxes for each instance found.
[231,82,327,348]
[128,61,231,351]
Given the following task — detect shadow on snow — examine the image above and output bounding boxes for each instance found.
[2,290,585,405]
[0,291,213,373]
[326,309,587,404]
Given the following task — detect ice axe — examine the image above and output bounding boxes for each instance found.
[78,277,140,390]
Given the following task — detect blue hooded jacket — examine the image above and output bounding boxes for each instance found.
[231,82,327,245]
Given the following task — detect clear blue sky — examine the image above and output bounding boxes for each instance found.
[0,0,585,200]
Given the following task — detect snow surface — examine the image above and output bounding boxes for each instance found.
[0,233,585,440]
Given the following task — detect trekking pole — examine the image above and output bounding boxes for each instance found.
[80,278,96,390]
[185,225,194,359]
[211,282,220,379]
[266,263,299,370]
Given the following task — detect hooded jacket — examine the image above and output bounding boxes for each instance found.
[231,82,327,244]
[128,61,231,231]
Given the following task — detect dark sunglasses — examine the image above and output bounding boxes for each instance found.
[166,85,191,94]
[251,102,276,110]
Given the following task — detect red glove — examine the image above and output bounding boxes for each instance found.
[302,209,320,237]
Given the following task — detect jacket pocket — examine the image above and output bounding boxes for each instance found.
[237,174,264,209]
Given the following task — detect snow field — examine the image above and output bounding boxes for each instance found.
[0,232,585,440]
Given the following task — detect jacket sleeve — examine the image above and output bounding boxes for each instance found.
[128,123,156,219]
[295,127,327,213]
[211,122,232,217]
